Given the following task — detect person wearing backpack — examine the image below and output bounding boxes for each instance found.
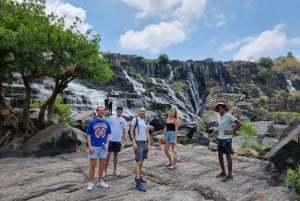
[161,107,180,169]
[129,107,151,192]
[104,106,127,178]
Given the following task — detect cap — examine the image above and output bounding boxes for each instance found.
[215,103,227,112]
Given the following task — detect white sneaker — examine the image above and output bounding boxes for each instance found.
[87,182,94,191]
[114,171,121,177]
[96,181,109,188]
[103,171,106,178]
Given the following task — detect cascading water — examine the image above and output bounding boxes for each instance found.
[287,79,296,92]
[122,70,146,95]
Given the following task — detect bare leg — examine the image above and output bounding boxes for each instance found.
[104,152,111,173]
[225,153,232,176]
[171,143,177,167]
[113,152,118,172]
[98,158,107,181]
[164,143,172,165]
[89,159,97,182]
[135,161,142,179]
[218,152,226,174]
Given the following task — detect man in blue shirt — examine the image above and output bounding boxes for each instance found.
[86,105,111,191]
[215,103,241,182]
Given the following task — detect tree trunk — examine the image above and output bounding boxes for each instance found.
[21,75,31,130]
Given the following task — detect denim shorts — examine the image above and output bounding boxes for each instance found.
[217,139,233,154]
[134,141,148,162]
[108,141,122,152]
[88,146,107,159]
[165,131,175,143]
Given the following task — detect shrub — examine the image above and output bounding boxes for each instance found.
[283,165,300,196]
[253,107,269,116]
[171,81,188,92]
[198,121,207,132]
[236,121,257,139]
[241,141,270,155]
[274,112,300,119]
[177,136,188,145]
[54,97,73,124]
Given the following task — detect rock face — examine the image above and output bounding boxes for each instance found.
[0,145,297,201]
[266,118,300,171]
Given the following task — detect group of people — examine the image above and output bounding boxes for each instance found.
[85,102,241,192]
[104,96,113,115]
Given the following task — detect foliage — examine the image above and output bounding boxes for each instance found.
[128,66,139,79]
[289,91,300,102]
[241,141,270,155]
[253,107,269,117]
[257,67,271,84]
[198,121,207,132]
[158,54,170,66]
[236,121,257,139]
[147,86,157,92]
[171,81,188,92]
[177,136,188,145]
[273,53,300,72]
[283,165,300,196]
[259,57,274,69]
[54,97,73,124]
[274,112,300,119]
[31,97,73,124]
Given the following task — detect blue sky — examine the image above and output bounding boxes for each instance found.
[44,0,300,62]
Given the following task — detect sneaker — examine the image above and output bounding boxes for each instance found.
[135,177,147,183]
[103,171,106,178]
[96,181,109,188]
[216,172,226,178]
[114,171,121,177]
[222,175,233,182]
[136,179,146,192]
[87,182,94,191]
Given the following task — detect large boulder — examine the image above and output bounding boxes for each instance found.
[265,118,300,171]
[22,123,87,156]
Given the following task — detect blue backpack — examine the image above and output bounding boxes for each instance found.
[128,117,139,141]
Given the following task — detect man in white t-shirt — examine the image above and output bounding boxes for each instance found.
[104,106,127,177]
[130,107,151,192]
[215,103,241,182]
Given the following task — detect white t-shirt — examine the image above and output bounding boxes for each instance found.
[131,117,148,141]
[217,113,237,140]
[108,115,127,142]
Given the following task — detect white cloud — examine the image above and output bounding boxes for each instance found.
[219,37,254,51]
[233,24,287,61]
[46,0,91,34]
[119,21,186,53]
[120,0,208,53]
[290,37,300,46]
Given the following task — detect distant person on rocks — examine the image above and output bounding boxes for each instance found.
[104,96,109,113]
[161,107,179,169]
[130,107,151,192]
[104,106,127,177]
[215,103,241,182]
[108,97,113,115]
[86,105,111,191]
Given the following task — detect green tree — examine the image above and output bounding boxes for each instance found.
[157,53,170,78]
[259,57,273,69]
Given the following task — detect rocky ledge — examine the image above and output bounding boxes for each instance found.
[0,144,298,201]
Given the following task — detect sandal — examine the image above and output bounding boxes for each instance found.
[165,162,173,167]
[168,165,176,169]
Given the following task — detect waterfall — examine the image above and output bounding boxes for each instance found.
[150,78,157,84]
[287,79,296,92]
[169,70,174,81]
[122,70,146,95]
[187,72,201,115]
[217,64,225,86]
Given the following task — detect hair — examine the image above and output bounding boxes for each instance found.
[96,105,105,112]
[167,107,178,121]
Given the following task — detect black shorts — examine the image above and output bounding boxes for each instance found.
[217,139,233,154]
[108,141,122,152]
[134,141,148,162]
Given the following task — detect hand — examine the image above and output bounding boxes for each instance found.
[224,130,233,135]
[132,142,137,150]
[88,146,94,154]
[104,143,108,150]
[147,144,152,151]
[122,139,126,144]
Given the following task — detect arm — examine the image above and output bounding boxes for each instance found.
[130,124,137,150]
[87,134,94,154]
[146,127,151,150]
[122,128,126,144]
[174,119,180,144]
[105,134,110,150]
